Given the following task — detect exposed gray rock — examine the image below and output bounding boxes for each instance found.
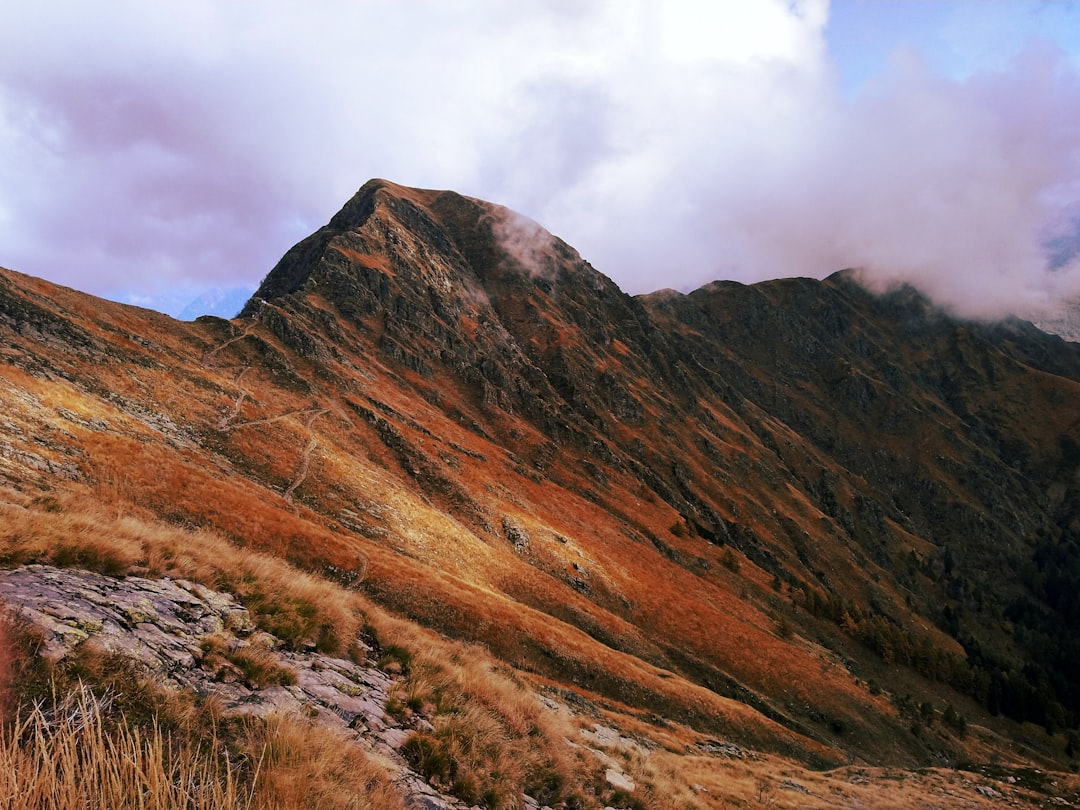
[580,722,646,754]
[502,516,530,551]
[696,739,748,759]
[780,778,812,795]
[0,564,479,810]
[604,768,636,793]
[0,441,81,481]
[56,408,110,432]
[578,721,647,799]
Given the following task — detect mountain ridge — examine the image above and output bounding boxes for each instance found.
[2,180,1080,806]
[224,180,1080,752]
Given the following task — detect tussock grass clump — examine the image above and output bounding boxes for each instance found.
[198,635,298,689]
[0,687,244,810]
[394,642,597,809]
[233,713,408,810]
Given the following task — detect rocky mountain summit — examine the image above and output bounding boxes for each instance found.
[2,179,1080,807]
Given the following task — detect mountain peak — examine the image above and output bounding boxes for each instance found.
[243,179,594,316]
[4,177,1080,801]
[239,180,652,445]
[326,178,448,231]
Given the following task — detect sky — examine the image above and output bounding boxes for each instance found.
[2,0,1080,320]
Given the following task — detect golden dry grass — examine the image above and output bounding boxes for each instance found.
[234,713,407,810]
[0,684,410,810]
[0,686,244,810]
[394,642,594,808]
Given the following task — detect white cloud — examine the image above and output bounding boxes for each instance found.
[0,0,1078,321]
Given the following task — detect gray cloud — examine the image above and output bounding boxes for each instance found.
[1,1,1078,321]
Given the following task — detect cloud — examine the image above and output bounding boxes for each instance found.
[1,0,1079,321]
[819,46,1080,318]
[486,207,560,279]
[535,32,1080,320]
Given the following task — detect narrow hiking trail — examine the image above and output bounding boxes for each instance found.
[199,315,342,507]
[201,321,257,364]
[217,367,251,430]
[285,408,328,504]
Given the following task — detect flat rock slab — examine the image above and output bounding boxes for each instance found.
[0,564,477,810]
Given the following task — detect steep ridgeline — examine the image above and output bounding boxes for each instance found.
[2,179,1080,772]
[244,180,1080,738]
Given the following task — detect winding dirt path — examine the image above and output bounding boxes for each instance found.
[201,322,257,364]
[284,408,329,503]
[201,312,331,506]
[216,367,251,430]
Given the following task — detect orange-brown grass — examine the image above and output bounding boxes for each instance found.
[0,491,606,806]
[330,245,393,275]
[454,462,884,743]
[79,430,370,574]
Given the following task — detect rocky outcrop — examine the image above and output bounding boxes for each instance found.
[0,565,473,810]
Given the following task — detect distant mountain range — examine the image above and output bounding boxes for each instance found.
[1033,298,1080,343]
[176,284,254,321]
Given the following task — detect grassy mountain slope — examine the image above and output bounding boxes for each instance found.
[2,179,1080,806]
